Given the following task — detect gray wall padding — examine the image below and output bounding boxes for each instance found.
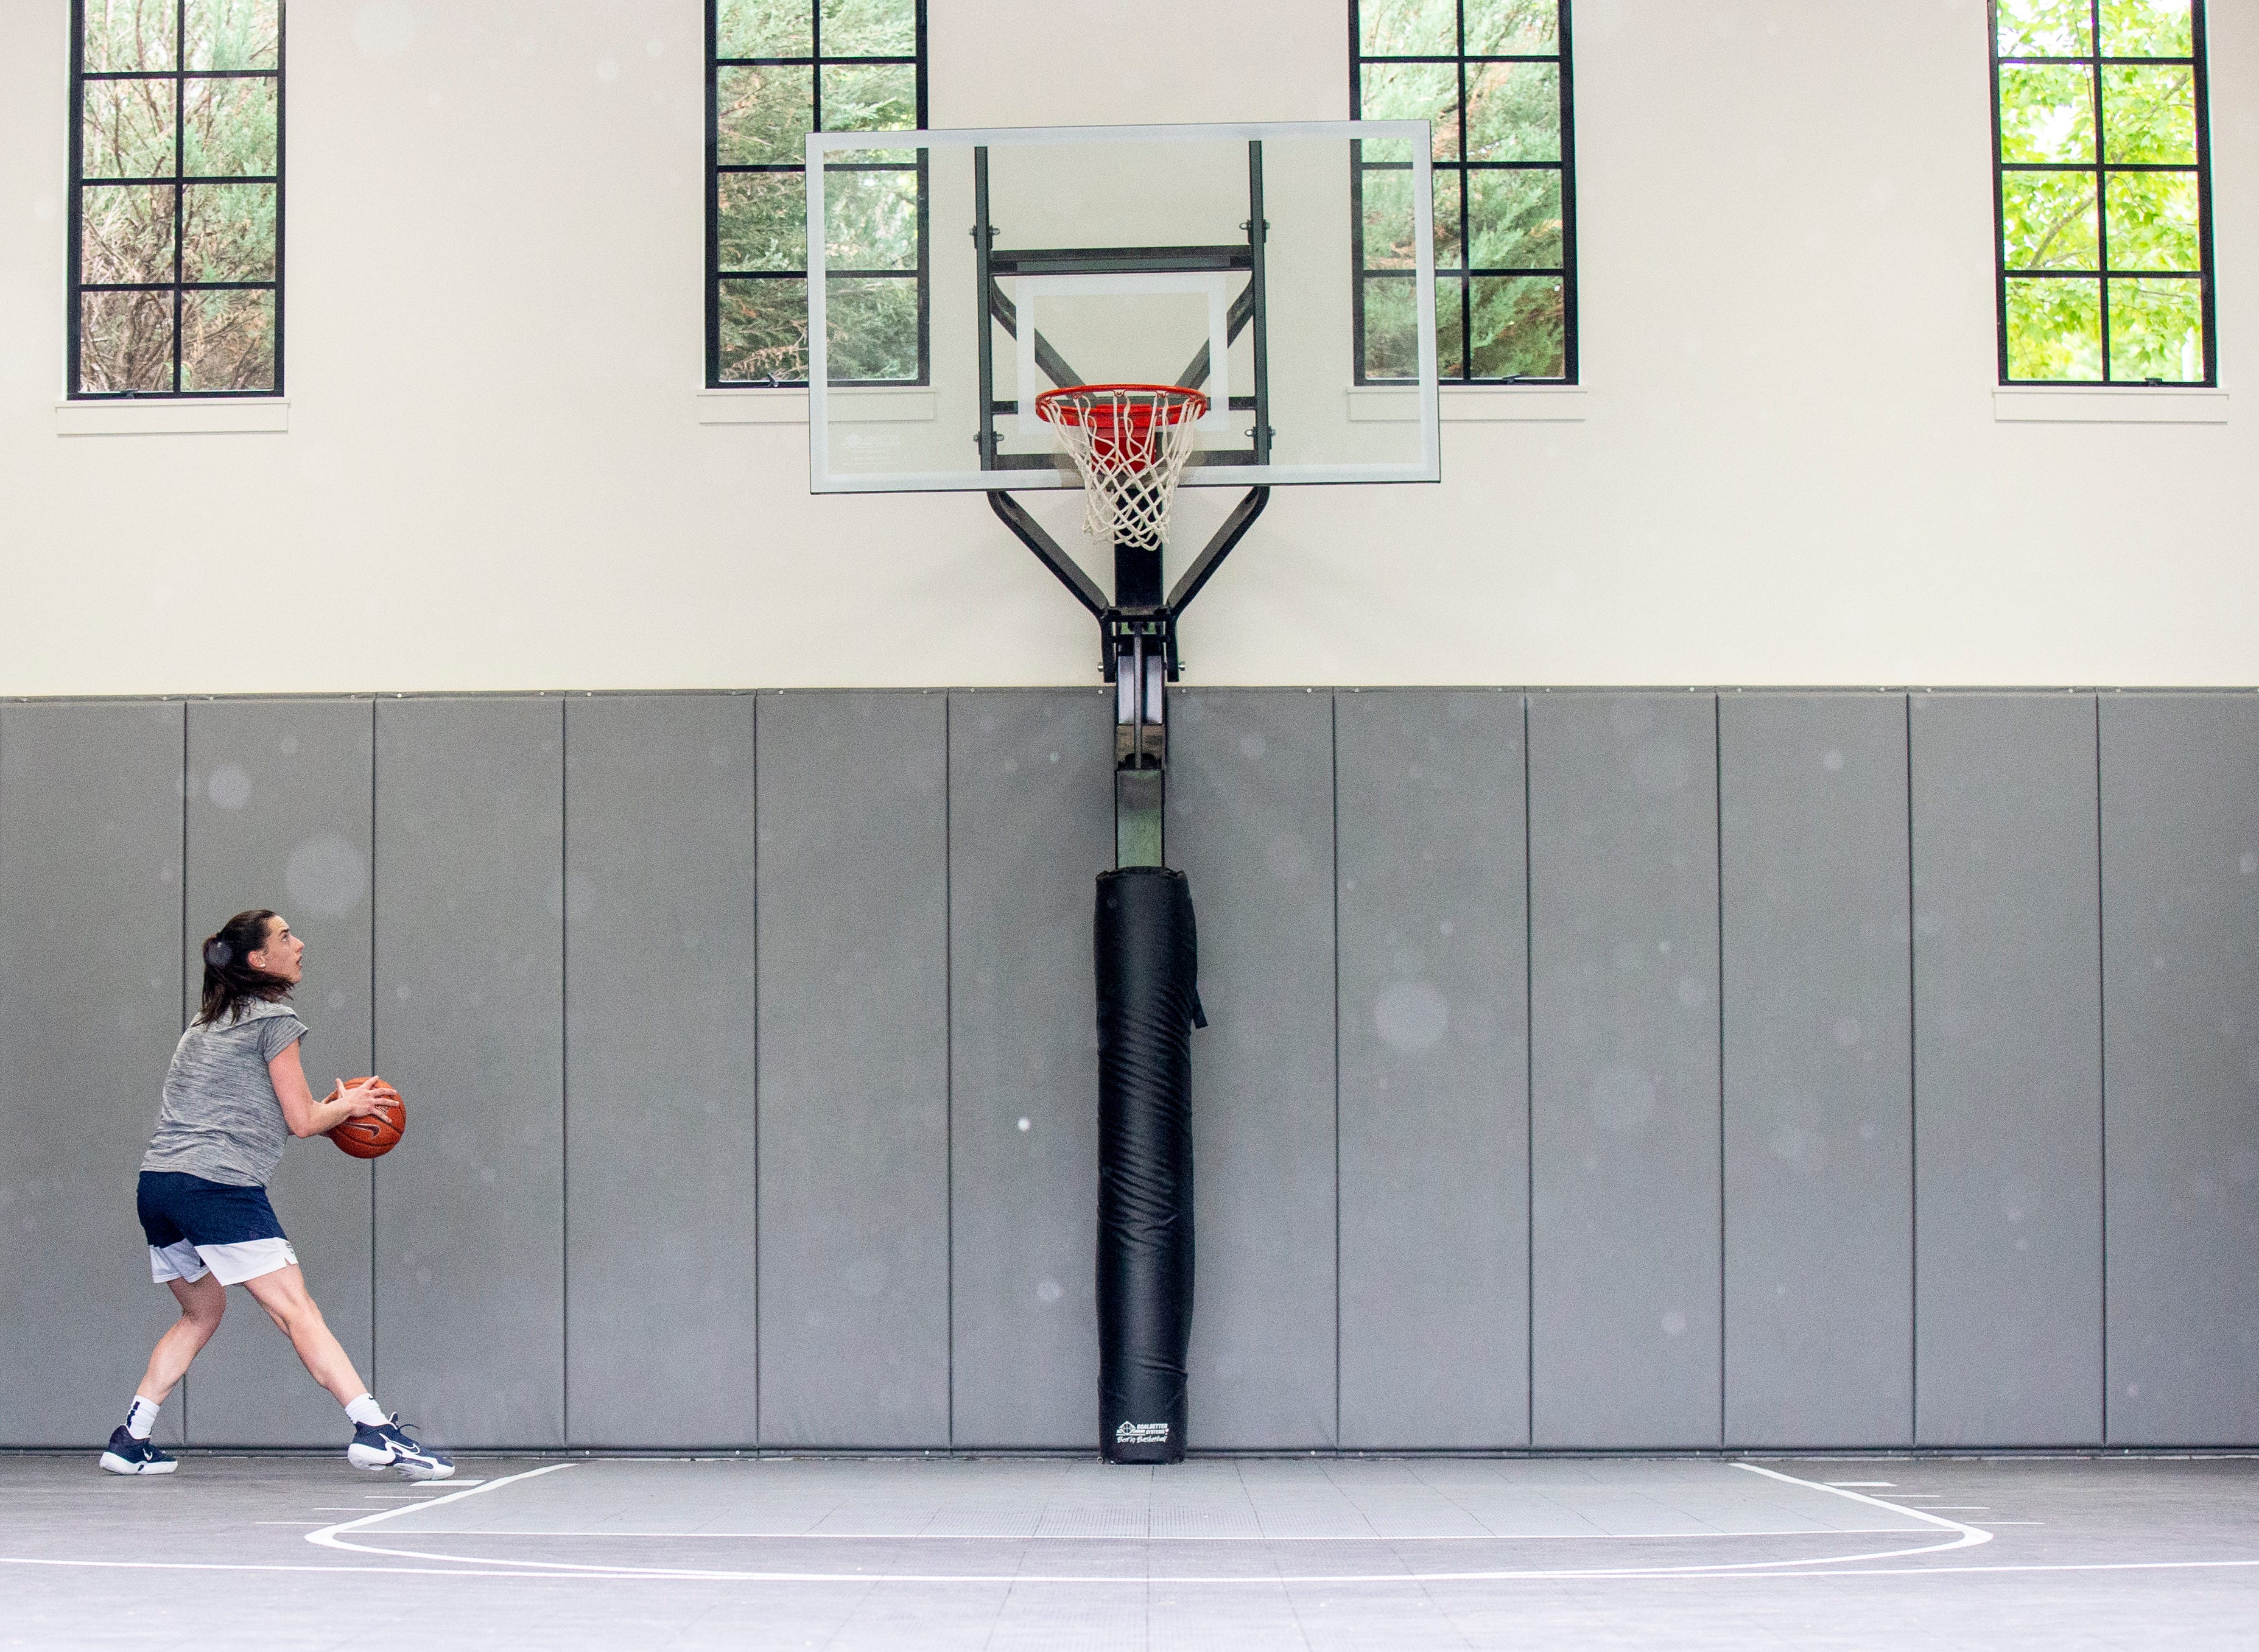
[1170,691,1342,1450]
[2100,695,2259,1446]
[1527,692,1723,1448]
[1720,694,1914,1447]
[947,691,1112,1449]
[0,702,188,1447]
[1336,690,1530,1449]
[563,695,760,1447]
[0,688,2253,1451]
[754,692,952,1448]
[1911,694,2104,1446]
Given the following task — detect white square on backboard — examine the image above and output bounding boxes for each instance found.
[1010,273,1232,438]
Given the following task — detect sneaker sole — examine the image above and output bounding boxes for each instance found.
[346,1442,396,1472]
[396,1460,455,1482]
[99,1452,175,1476]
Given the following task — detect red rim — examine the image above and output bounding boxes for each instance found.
[1035,383,1209,427]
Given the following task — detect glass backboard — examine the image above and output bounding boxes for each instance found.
[807,121,1441,494]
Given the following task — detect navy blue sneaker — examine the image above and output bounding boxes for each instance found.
[99,1427,176,1476]
[347,1414,454,1481]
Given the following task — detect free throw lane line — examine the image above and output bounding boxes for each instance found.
[306,1460,1999,1583]
[306,1462,576,1555]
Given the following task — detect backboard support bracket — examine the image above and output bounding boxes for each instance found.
[986,482,1269,866]
[984,485,1270,687]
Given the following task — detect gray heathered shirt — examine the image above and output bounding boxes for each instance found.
[139,1000,309,1188]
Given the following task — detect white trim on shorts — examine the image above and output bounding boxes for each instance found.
[149,1236,297,1286]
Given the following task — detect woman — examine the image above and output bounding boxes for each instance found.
[101,908,452,1481]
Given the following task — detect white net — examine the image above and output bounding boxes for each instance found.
[1036,384,1209,550]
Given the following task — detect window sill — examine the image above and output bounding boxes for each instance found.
[1346,385,1586,423]
[697,388,810,425]
[1993,387,2228,424]
[57,398,289,436]
[697,388,938,426]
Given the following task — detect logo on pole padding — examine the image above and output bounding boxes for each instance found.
[1114,1421,1170,1445]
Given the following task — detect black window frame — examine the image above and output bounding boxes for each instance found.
[1989,0,2216,385]
[68,0,286,399]
[706,0,930,390]
[1350,0,1578,385]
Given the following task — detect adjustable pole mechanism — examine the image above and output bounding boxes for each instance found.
[986,487,1270,866]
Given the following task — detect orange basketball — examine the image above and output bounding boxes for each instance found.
[326,1078,404,1159]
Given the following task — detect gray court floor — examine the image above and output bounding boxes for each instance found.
[2,1453,2256,1649]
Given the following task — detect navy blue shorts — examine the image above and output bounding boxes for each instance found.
[136,1171,296,1285]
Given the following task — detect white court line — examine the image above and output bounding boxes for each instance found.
[305,1463,575,1555]
[300,1461,1999,1583]
[402,1525,1926,1543]
[1672,1558,2259,1581]
[1,1552,2254,1585]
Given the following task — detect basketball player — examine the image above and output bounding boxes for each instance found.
[100,909,452,1481]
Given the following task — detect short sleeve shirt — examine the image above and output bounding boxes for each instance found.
[139,1000,309,1188]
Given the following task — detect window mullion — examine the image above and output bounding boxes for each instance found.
[2192,0,2218,381]
[172,0,186,392]
[2090,0,2112,381]
[68,1,85,396]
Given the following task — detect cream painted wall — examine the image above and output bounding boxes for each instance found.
[0,0,2249,695]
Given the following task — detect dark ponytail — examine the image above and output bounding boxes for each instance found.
[197,909,292,1025]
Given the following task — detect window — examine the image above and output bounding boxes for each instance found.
[1351,0,1575,383]
[1992,0,2215,384]
[708,0,927,387]
[70,1,283,397]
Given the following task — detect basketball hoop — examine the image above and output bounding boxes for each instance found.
[1036,384,1209,550]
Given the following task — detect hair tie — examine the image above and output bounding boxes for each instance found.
[203,938,233,969]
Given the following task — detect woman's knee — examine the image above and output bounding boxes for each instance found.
[256,1290,312,1335]
[247,1266,322,1334]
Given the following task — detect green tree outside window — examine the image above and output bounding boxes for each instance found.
[72,0,283,395]
[709,0,927,387]
[1993,0,2214,384]
[1352,0,1575,383]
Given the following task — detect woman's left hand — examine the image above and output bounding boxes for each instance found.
[333,1076,399,1120]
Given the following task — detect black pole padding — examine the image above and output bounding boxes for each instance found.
[1095,866,1201,1464]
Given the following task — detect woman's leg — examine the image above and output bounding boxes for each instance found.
[133,1272,227,1405]
[240,1264,367,1406]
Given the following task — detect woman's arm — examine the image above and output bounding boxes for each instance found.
[270,1042,393,1139]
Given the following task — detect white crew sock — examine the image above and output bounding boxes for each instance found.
[124,1396,160,1441]
[344,1394,387,1429]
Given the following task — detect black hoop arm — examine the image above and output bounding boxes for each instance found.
[1165,487,1270,615]
[989,490,1109,620]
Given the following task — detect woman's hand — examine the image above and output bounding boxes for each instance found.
[272,1042,396,1138]
[335,1075,399,1121]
